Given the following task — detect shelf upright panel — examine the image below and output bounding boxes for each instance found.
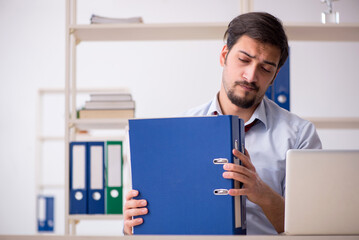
[64,0,70,235]
[65,0,78,235]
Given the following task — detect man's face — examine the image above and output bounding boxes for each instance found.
[220,35,281,109]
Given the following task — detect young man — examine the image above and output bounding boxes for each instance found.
[123,12,322,235]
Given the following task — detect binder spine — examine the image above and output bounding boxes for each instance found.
[106,141,124,214]
[87,141,105,214]
[69,142,88,214]
[37,195,55,232]
[232,117,247,234]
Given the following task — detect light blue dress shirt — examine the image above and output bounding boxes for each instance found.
[181,93,322,235]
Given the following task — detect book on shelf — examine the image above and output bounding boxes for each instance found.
[90,14,143,24]
[84,100,135,110]
[79,109,135,119]
[90,93,132,102]
[78,92,135,118]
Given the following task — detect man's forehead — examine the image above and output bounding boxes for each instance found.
[234,36,281,65]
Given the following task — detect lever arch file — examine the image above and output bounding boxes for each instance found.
[106,141,124,214]
[87,142,105,214]
[266,53,290,111]
[129,115,246,235]
[37,195,54,232]
[70,142,88,214]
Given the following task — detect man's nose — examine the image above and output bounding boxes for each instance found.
[242,65,258,82]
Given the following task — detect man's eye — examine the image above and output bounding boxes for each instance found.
[239,58,249,63]
[262,67,271,73]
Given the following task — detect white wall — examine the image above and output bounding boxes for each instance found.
[0,0,358,235]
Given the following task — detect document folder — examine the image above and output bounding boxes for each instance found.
[106,141,124,214]
[266,54,290,111]
[129,115,246,235]
[37,195,54,232]
[70,142,88,214]
[87,142,105,214]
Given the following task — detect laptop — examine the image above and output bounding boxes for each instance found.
[285,149,359,235]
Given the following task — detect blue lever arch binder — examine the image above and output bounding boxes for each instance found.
[266,53,290,111]
[87,141,105,214]
[129,115,246,235]
[37,195,54,232]
[69,142,88,214]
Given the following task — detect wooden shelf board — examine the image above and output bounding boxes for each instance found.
[69,22,359,42]
[70,23,227,42]
[284,23,359,42]
[39,184,64,190]
[38,136,64,141]
[305,117,359,129]
[70,118,129,130]
[68,214,123,221]
[68,117,359,130]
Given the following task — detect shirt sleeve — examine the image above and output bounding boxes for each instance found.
[282,121,322,197]
[295,121,322,150]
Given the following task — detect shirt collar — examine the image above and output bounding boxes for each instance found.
[246,97,268,130]
[207,92,268,129]
[207,93,223,116]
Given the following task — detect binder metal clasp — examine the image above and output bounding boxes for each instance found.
[213,158,229,164]
[213,189,229,195]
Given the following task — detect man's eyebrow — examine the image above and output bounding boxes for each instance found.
[239,50,277,68]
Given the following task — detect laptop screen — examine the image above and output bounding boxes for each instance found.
[285,149,359,235]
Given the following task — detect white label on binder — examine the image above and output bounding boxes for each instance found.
[90,146,103,189]
[73,145,86,189]
[108,145,122,187]
[38,197,46,222]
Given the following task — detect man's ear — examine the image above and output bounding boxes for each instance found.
[220,45,229,67]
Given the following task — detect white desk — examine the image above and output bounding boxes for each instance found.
[0,235,359,240]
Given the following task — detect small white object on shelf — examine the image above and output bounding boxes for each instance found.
[90,14,143,24]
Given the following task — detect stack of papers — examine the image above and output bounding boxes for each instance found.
[90,14,143,24]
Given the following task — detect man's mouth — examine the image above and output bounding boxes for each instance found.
[236,81,258,92]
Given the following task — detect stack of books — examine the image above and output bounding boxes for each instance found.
[78,93,135,119]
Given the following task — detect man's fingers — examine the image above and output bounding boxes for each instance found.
[233,148,255,171]
[124,190,147,235]
[124,217,144,228]
[228,188,248,196]
[125,208,148,219]
[223,171,251,185]
[126,190,139,201]
[223,163,253,179]
[244,148,251,158]
[124,199,147,210]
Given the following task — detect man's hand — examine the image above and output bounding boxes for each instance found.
[123,190,148,235]
[222,148,285,233]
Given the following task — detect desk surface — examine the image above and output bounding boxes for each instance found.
[1,235,359,240]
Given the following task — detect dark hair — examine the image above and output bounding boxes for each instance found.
[224,12,289,69]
